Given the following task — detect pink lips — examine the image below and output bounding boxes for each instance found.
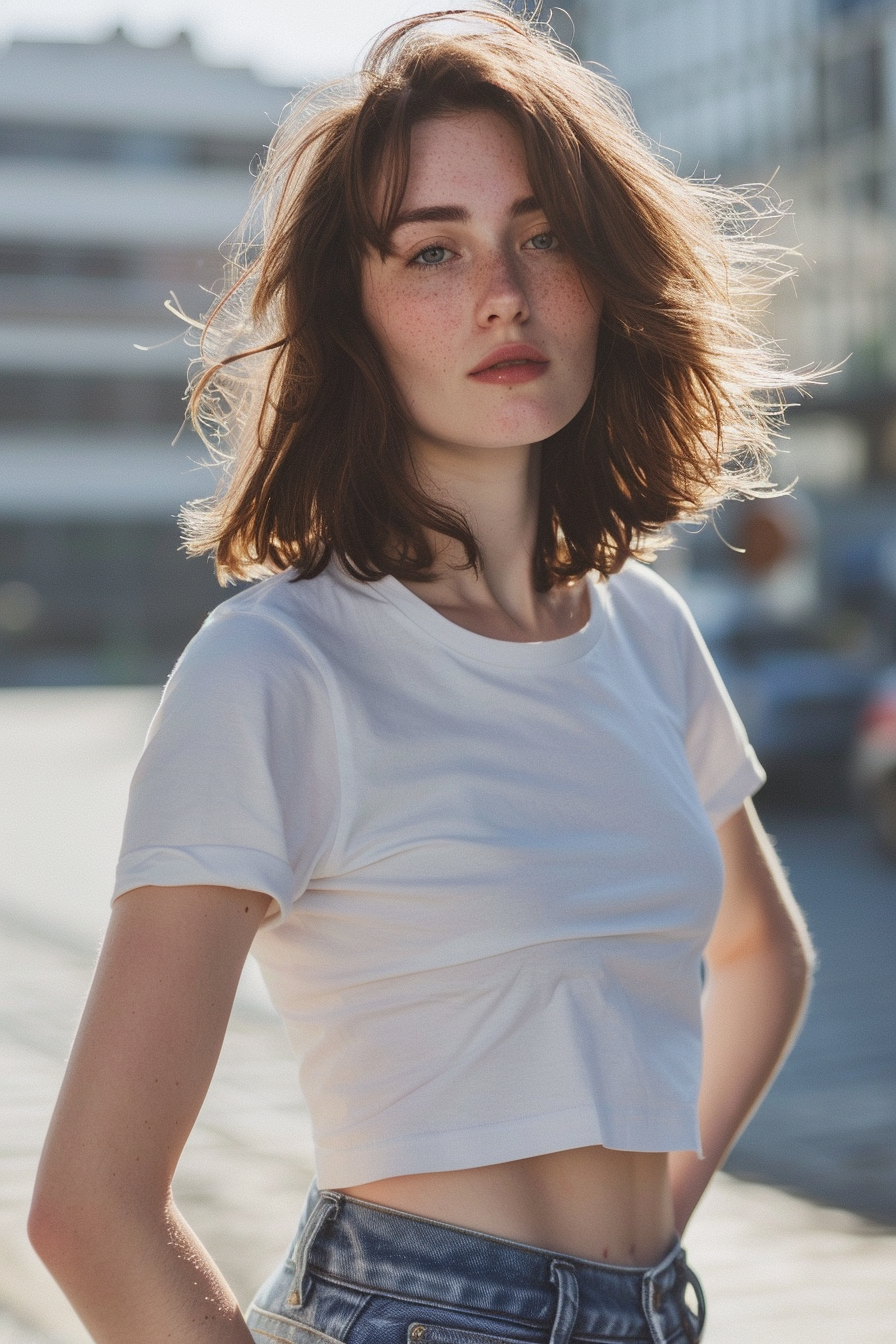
[468,343,549,386]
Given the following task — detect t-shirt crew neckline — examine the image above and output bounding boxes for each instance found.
[372,571,607,668]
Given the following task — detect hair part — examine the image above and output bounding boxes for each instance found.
[183,4,804,588]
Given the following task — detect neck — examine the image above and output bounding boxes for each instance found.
[410,435,539,614]
[402,437,586,643]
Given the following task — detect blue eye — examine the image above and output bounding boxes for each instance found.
[528,232,556,251]
[413,245,450,266]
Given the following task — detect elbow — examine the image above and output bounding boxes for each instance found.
[30,1153,169,1279]
[27,1158,105,1275]
[799,925,816,981]
[707,902,816,1011]
[796,934,816,1014]
[774,913,815,1051]
[783,904,816,999]
[28,1185,79,1275]
[759,905,816,1031]
[28,1188,116,1301]
[29,1168,136,1277]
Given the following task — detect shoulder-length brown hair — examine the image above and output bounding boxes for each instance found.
[183,5,798,588]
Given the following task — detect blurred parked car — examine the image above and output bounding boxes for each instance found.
[853,668,896,858]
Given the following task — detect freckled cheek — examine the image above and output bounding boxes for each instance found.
[537,275,601,358]
[380,294,466,381]
[363,277,447,379]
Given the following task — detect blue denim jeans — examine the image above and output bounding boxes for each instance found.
[247,1183,706,1344]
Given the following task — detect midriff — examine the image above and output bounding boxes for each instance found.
[337,1144,675,1267]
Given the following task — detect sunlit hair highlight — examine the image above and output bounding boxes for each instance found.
[183,5,802,587]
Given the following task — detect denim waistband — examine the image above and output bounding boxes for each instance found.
[284,1182,705,1344]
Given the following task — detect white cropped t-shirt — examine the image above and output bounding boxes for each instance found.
[114,560,765,1186]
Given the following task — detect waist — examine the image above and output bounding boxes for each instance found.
[338,1146,675,1266]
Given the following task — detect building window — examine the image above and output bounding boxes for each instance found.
[0,121,263,172]
[821,0,881,13]
[0,374,187,428]
[0,519,229,685]
[0,241,219,285]
[820,37,885,141]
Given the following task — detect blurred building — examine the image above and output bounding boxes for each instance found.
[565,1,896,781]
[571,0,896,488]
[0,31,298,684]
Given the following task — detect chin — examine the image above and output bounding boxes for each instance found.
[488,416,573,447]
[414,404,579,456]
[504,393,588,438]
[462,404,566,445]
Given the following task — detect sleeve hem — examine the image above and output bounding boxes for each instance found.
[703,753,767,829]
[113,844,296,921]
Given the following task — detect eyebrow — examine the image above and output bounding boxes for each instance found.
[390,194,542,230]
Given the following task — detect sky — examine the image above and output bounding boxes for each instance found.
[0,0,463,84]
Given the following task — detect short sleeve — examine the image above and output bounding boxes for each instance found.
[113,606,340,921]
[677,600,766,827]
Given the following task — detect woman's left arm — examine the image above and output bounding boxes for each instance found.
[668,798,815,1232]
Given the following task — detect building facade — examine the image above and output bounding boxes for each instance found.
[571,0,896,482]
[0,31,298,684]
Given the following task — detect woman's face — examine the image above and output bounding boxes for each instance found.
[361,110,601,465]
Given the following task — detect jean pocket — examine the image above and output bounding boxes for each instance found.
[406,1325,532,1344]
[249,1264,372,1344]
[247,1305,346,1344]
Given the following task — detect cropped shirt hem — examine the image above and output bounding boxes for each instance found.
[313,1104,702,1188]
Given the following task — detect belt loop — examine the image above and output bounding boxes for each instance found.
[548,1260,579,1344]
[287,1190,343,1307]
[643,1250,706,1344]
[642,1262,665,1344]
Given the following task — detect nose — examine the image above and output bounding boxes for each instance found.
[474,247,530,328]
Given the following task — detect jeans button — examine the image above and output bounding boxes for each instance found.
[409,1327,427,1341]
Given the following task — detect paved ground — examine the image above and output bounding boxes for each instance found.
[2,688,896,1342]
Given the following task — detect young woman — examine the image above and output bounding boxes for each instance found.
[30,10,813,1344]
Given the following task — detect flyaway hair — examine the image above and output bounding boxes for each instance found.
[183,4,806,588]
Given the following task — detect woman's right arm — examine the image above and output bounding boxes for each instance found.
[29,883,273,1344]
